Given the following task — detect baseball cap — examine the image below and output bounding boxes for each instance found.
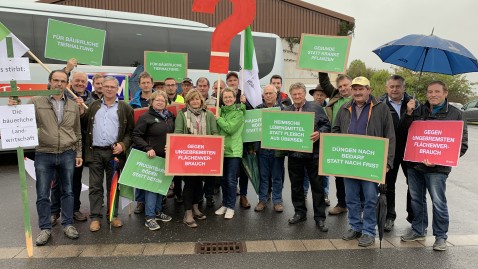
[182,78,193,84]
[351,76,370,87]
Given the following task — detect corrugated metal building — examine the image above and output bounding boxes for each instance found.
[38,0,354,38]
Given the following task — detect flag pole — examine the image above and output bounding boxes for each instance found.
[216,76,221,117]
[27,50,88,109]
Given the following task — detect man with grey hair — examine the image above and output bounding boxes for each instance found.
[284,82,330,232]
[254,85,286,213]
[82,76,134,232]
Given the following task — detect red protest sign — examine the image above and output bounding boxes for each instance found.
[403,120,464,167]
[207,106,217,115]
[165,134,224,176]
[134,108,148,124]
[166,105,178,117]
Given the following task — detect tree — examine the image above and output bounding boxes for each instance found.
[347,59,375,79]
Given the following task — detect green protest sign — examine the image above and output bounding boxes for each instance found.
[144,51,187,81]
[45,19,106,66]
[297,34,351,73]
[119,149,174,195]
[319,133,389,183]
[242,107,280,142]
[261,110,314,153]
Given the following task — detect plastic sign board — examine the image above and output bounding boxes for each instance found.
[0,57,30,81]
[261,110,314,152]
[297,34,351,73]
[119,149,174,195]
[319,133,388,183]
[242,107,280,142]
[144,51,187,82]
[403,120,464,167]
[45,19,106,66]
[0,104,38,149]
[165,134,224,176]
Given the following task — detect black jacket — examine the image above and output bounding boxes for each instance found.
[132,107,175,158]
[284,101,331,159]
[399,99,468,174]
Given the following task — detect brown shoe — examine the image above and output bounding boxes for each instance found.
[240,195,251,209]
[111,217,123,228]
[89,220,101,232]
[73,211,87,221]
[254,201,266,212]
[273,203,284,213]
[328,205,348,215]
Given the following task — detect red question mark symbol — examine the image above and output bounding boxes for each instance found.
[193,0,256,74]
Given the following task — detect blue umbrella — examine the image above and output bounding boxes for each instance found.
[373,33,478,75]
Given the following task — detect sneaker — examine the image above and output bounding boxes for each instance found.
[35,229,51,246]
[254,201,266,212]
[73,211,87,221]
[433,238,447,251]
[384,219,394,232]
[400,231,426,242]
[155,212,172,222]
[342,229,362,241]
[358,234,375,247]
[145,219,160,231]
[134,202,144,214]
[224,208,234,219]
[206,197,215,208]
[273,203,284,213]
[215,206,227,215]
[329,205,347,215]
[63,225,79,239]
[324,195,331,206]
[51,213,60,227]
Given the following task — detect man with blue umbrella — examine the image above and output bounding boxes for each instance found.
[400,81,468,251]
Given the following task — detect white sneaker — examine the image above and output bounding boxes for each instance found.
[215,206,227,215]
[224,208,234,219]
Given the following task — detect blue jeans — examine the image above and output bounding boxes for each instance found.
[222,157,241,209]
[258,151,284,204]
[135,189,145,203]
[408,168,449,239]
[344,178,378,236]
[144,190,162,219]
[35,150,76,229]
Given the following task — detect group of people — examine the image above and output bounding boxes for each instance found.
[8,59,468,251]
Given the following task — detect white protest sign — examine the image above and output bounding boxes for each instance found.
[0,104,38,149]
[0,57,31,81]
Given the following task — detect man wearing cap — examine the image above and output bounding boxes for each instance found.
[153,81,165,92]
[319,72,352,215]
[181,78,194,97]
[197,77,217,106]
[333,76,395,247]
[164,77,185,104]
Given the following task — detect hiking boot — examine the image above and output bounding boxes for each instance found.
[342,229,362,241]
[145,219,160,231]
[433,238,447,251]
[89,220,101,232]
[35,229,51,246]
[324,195,331,206]
[358,234,375,247]
[329,205,347,215]
[400,231,426,242]
[273,203,284,213]
[63,225,79,239]
[51,213,60,227]
[215,206,227,215]
[134,202,144,214]
[254,201,266,212]
[73,211,87,221]
[384,219,394,232]
[240,195,251,209]
[155,212,172,222]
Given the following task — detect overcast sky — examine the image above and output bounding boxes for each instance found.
[303,0,478,91]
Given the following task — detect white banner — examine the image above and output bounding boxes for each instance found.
[0,57,31,81]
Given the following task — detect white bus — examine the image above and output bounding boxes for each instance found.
[0,0,284,98]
